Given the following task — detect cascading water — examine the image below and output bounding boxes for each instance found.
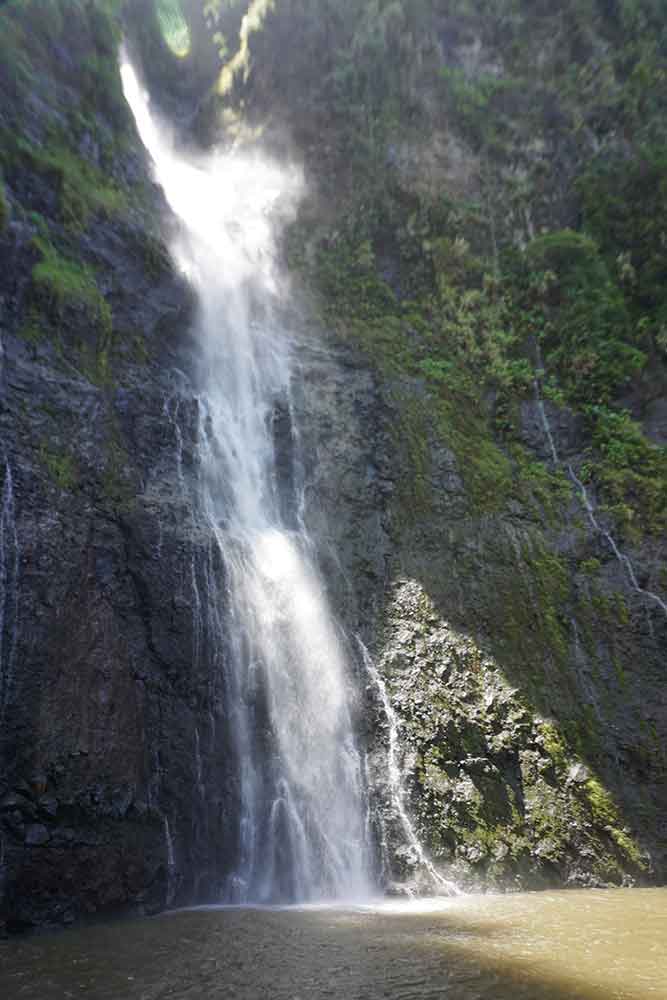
[359,640,458,896]
[121,61,371,903]
[533,372,667,619]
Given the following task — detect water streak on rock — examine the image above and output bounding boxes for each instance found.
[358,639,458,896]
[164,815,177,906]
[533,378,667,619]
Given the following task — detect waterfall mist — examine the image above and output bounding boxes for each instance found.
[120,60,371,903]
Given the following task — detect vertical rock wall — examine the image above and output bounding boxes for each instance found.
[0,0,237,930]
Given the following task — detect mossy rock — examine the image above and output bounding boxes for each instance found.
[39,443,77,492]
[30,235,112,337]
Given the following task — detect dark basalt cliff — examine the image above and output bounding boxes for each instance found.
[0,0,225,929]
[1,0,666,931]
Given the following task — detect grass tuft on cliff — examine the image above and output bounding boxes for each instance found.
[31,234,112,339]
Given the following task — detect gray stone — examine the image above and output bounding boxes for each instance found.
[25,825,50,847]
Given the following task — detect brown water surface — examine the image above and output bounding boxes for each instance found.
[1,889,666,999]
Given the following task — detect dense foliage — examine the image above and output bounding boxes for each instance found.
[237,0,667,540]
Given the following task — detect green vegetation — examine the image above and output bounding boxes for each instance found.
[19,138,127,230]
[505,226,667,538]
[289,212,577,522]
[585,777,647,869]
[29,234,115,383]
[39,442,77,492]
[31,235,112,336]
[0,0,131,226]
[156,0,191,58]
[521,230,642,405]
[587,406,667,537]
[579,558,601,577]
[539,722,568,772]
[18,310,48,346]
[272,0,667,545]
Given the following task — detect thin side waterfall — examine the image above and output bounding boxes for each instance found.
[121,61,371,902]
[0,459,19,733]
[533,376,667,619]
[569,617,603,723]
[567,463,667,617]
[164,816,177,906]
[358,640,459,896]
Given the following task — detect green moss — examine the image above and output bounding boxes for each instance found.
[306,234,400,332]
[76,340,113,386]
[586,406,667,538]
[25,140,126,229]
[538,722,568,771]
[29,235,115,382]
[579,557,601,576]
[525,781,570,855]
[39,443,77,491]
[528,547,570,662]
[449,415,513,511]
[0,1,127,139]
[31,235,112,335]
[586,777,618,825]
[614,593,630,626]
[156,0,191,58]
[610,827,647,868]
[390,395,432,522]
[18,310,48,345]
[132,334,150,364]
[584,776,647,869]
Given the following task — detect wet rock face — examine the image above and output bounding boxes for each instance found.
[367,580,652,890]
[291,341,393,627]
[294,344,666,891]
[0,2,235,931]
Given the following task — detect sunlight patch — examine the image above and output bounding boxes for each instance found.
[218,0,275,95]
[155,0,191,58]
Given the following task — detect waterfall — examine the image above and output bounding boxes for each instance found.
[566,463,667,617]
[0,459,19,733]
[359,640,458,896]
[121,61,370,902]
[164,816,177,906]
[533,377,667,619]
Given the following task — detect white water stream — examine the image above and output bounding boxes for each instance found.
[534,378,667,618]
[121,61,370,903]
[358,640,458,896]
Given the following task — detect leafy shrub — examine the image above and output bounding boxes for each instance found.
[525,230,644,404]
